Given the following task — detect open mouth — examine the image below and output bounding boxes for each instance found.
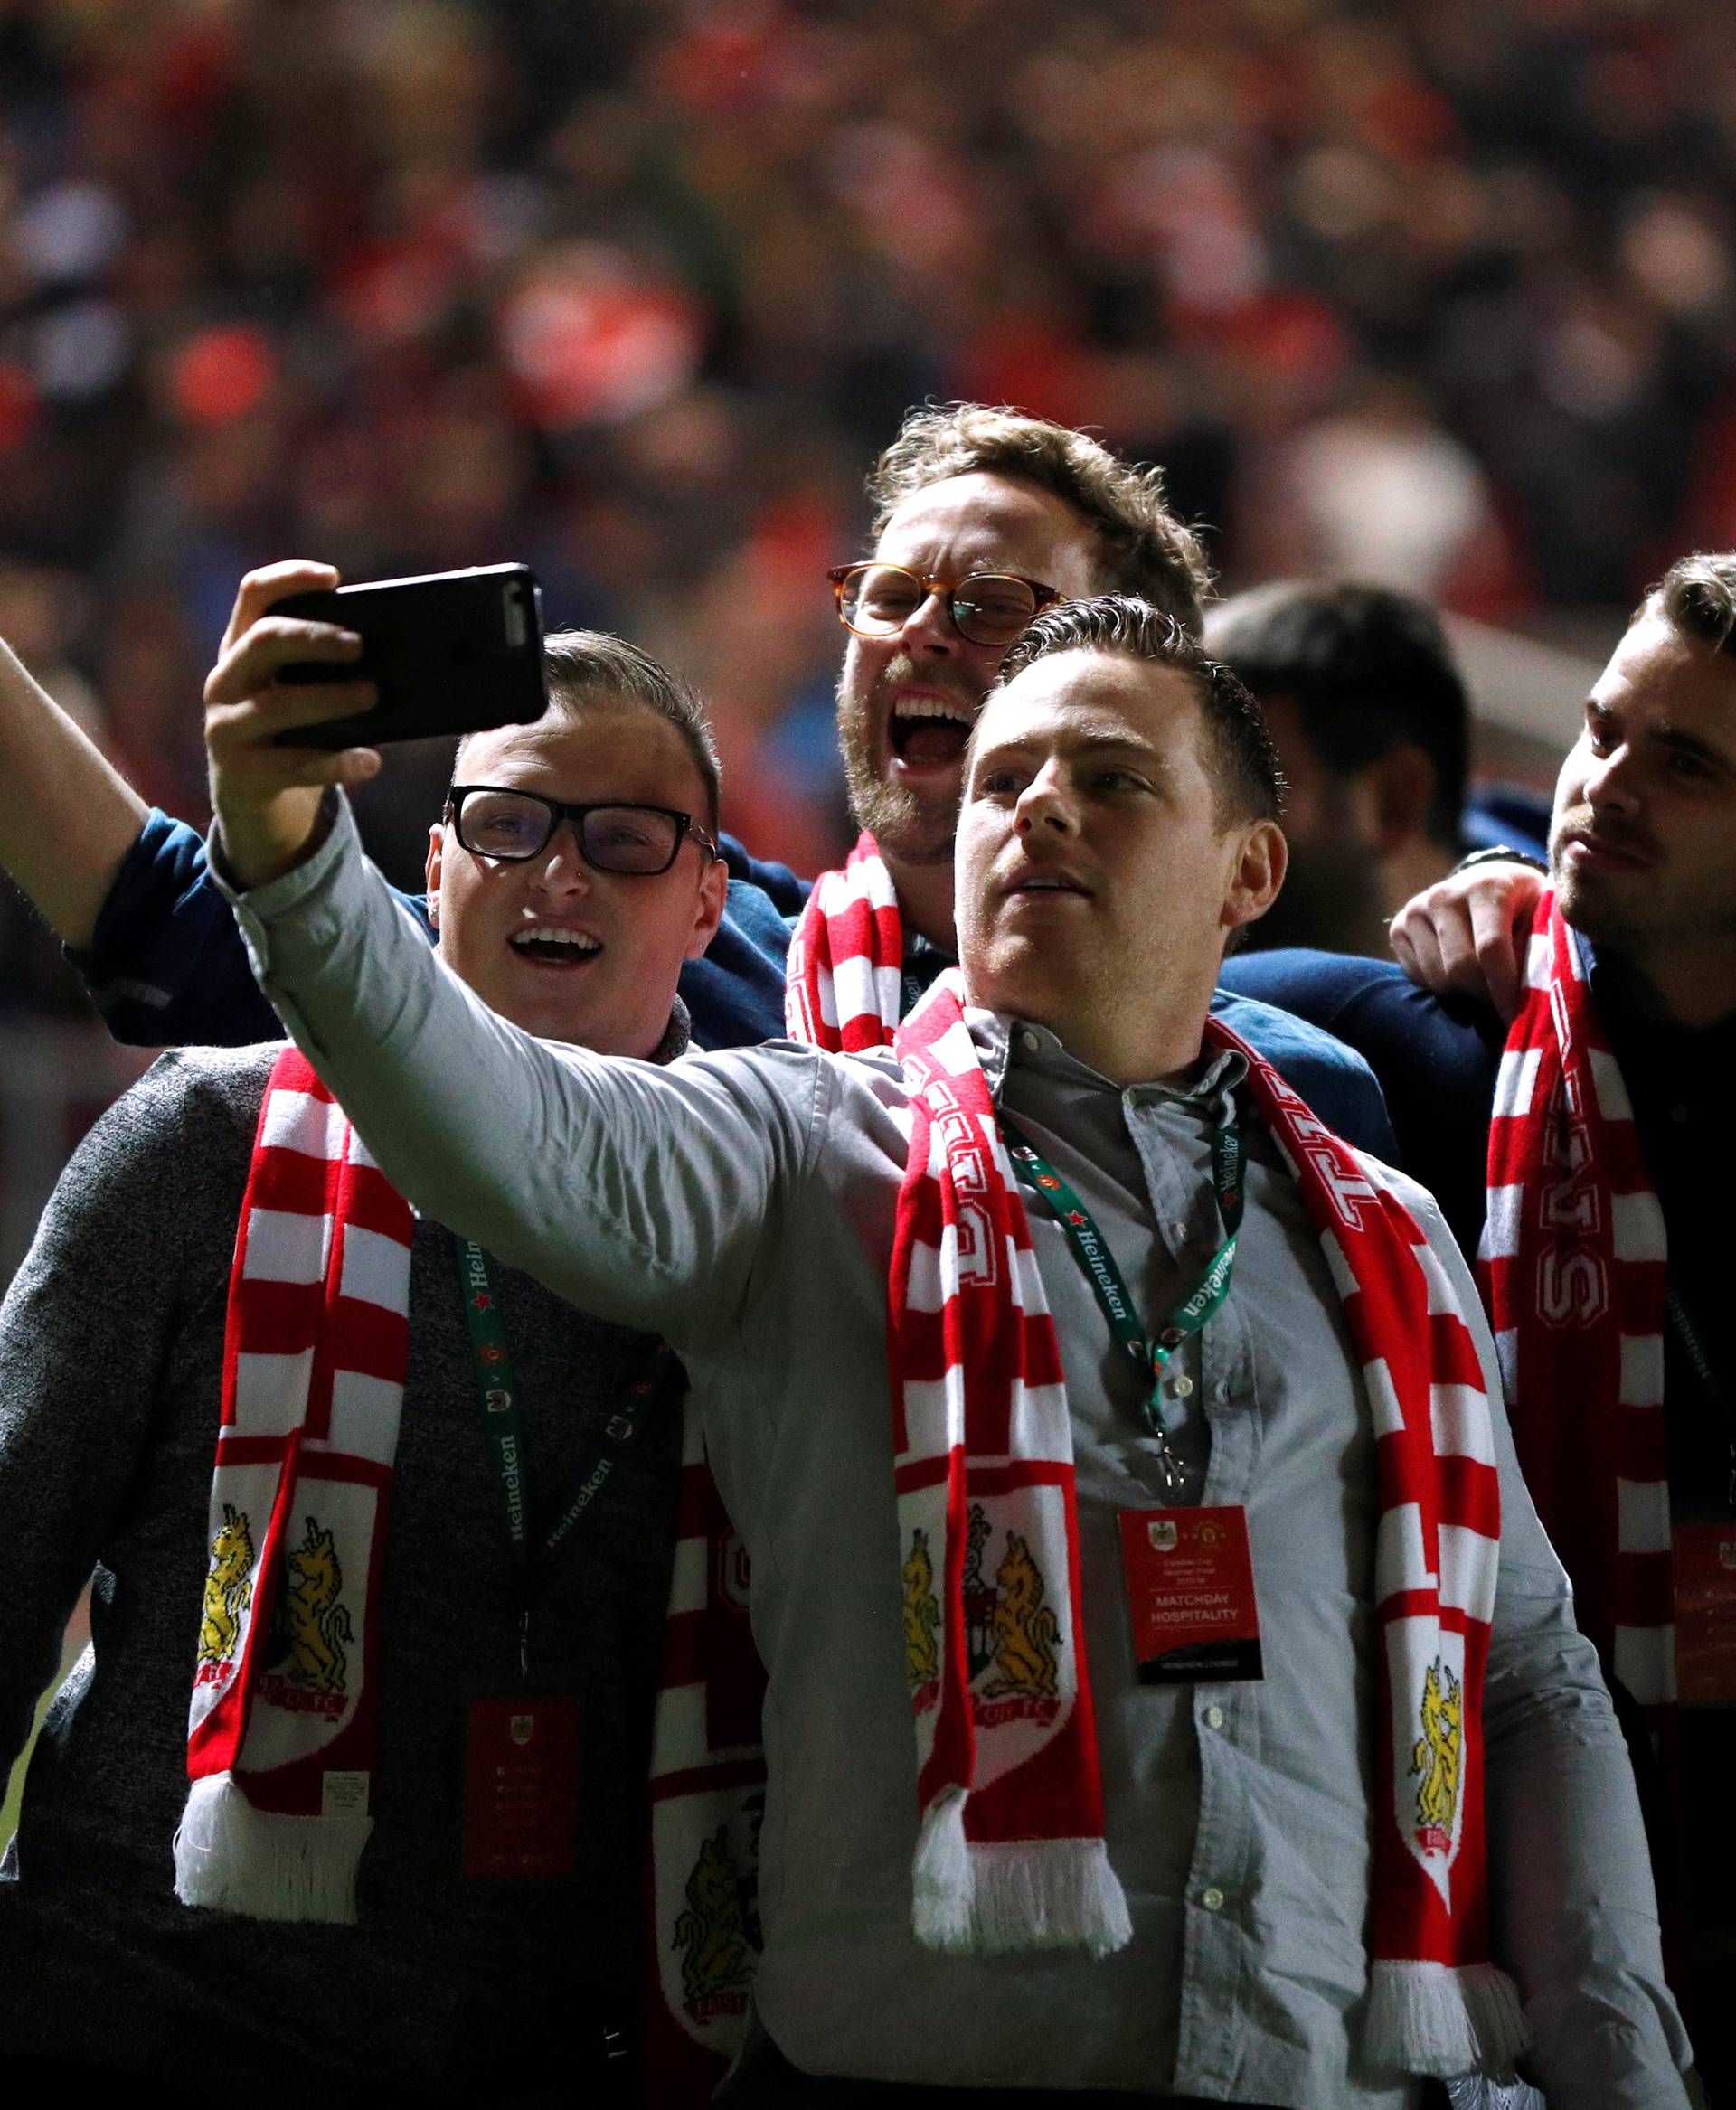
[888,693,975,770]
[1005,872,1090,902]
[509,927,603,966]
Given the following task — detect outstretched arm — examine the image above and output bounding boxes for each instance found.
[1388,858,1545,1022]
[0,636,148,947]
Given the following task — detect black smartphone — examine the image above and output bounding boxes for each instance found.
[269,563,546,749]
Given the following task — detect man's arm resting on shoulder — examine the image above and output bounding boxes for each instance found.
[1389,856,1547,1023]
[0,636,148,949]
[1428,1210,1694,2105]
[1,604,424,1049]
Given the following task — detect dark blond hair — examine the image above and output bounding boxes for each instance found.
[455,629,721,831]
[1641,552,1736,659]
[868,402,1213,636]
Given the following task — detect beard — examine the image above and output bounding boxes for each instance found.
[835,650,981,869]
[1547,803,1665,957]
[1236,833,1390,958]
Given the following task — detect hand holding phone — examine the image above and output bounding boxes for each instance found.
[269,563,546,749]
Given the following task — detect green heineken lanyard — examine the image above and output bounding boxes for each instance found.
[1000,1116,1243,1493]
[455,1236,677,1681]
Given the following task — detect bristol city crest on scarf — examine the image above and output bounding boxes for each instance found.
[889,968,1530,2078]
[175,1048,413,1923]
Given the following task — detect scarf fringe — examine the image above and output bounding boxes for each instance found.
[174,1771,371,1925]
[1366,1959,1533,2079]
[911,1794,1134,1959]
[1444,2078,1547,2109]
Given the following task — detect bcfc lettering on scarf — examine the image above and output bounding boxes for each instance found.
[927,1079,999,1288]
[1536,1081,1608,1326]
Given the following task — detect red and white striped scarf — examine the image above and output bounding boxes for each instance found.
[1481,893,1673,1719]
[175,1047,413,1922]
[892,972,1529,2077]
[642,1414,768,2100]
[785,828,905,1050]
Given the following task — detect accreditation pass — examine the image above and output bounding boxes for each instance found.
[1118,1505,1262,1683]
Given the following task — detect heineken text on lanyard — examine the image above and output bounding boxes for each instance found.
[1001,1116,1243,1493]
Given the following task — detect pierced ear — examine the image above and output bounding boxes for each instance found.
[1222,820,1287,936]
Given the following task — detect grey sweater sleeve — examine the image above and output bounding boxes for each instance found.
[216,797,824,1351]
[0,1050,258,1769]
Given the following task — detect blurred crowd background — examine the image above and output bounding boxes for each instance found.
[3,0,1736,1264]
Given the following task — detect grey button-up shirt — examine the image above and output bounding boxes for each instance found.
[220,800,1690,2108]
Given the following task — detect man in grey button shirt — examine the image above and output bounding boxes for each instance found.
[204,579,1693,2107]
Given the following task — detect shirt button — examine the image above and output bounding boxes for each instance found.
[1200,1886,1225,1911]
[1203,1704,1224,1730]
[1019,1029,1040,1052]
[1165,1374,1194,1399]
[1671,1105,1689,1125]
[1169,1220,1188,1241]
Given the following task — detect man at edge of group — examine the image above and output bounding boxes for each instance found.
[0,630,730,2092]
[0,403,1392,1153]
[1222,554,1736,2095]
[198,570,1691,2108]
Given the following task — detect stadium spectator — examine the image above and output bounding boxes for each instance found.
[1223,554,1736,2094]
[1203,579,1543,956]
[0,627,726,2091]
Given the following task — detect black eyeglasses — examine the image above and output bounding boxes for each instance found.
[445,786,719,875]
[826,563,1062,648]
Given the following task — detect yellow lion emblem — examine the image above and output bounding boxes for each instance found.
[198,1503,254,1665]
[672,1825,755,2004]
[1411,1659,1463,1843]
[983,1531,1060,1700]
[902,1528,942,1691]
[282,1516,354,1696]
